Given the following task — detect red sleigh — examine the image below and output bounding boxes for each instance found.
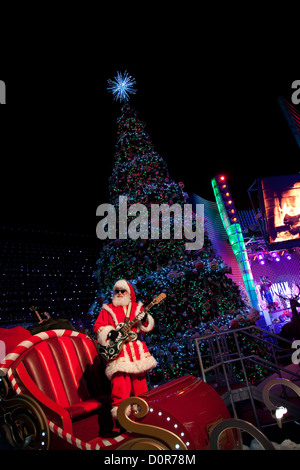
[0,328,237,450]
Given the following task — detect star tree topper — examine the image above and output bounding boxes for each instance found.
[107,71,137,103]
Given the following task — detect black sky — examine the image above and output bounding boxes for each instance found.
[1,37,299,237]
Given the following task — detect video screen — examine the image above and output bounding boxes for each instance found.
[260,174,300,245]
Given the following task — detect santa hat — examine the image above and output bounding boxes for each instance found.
[113,279,136,302]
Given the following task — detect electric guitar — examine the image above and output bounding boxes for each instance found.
[99,293,166,362]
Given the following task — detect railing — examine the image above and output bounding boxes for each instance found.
[195,325,298,381]
[147,324,300,434]
[149,325,297,386]
[194,325,300,428]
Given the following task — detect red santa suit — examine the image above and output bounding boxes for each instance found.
[93,280,157,418]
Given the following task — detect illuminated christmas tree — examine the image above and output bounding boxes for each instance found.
[90,73,270,384]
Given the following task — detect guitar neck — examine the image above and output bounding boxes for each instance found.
[122,294,166,333]
[126,302,154,329]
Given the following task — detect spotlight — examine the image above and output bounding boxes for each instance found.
[270,251,281,262]
[284,251,292,260]
[274,406,288,427]
[275,406,287,419]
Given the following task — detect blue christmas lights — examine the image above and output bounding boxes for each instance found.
[107,71,137,103]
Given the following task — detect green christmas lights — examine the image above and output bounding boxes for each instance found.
[90,104,271,385]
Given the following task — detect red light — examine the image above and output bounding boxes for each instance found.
[227,200,233,205]
[231,217,237,222]
[220,175,225,181]
[221,184,227,190]
[230,209,235,214]
[225,192,230,197]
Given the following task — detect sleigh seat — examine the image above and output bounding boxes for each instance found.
[1,329,240,450]
[0,330,113,445]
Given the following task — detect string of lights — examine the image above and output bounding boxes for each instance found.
[0,228,99,330]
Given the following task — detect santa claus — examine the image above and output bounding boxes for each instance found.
[93,279,157,419]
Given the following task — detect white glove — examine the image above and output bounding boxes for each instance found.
[136,311,147,322]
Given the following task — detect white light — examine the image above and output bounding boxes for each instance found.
[167,417,171,421]
[175,444,180,449]
[107,71,137,103]
[158,411,162,416]
[275,406,287,419]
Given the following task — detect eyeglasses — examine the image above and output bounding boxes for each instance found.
[115,289,127,294]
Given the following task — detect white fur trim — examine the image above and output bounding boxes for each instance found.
[139,313,155,333]
[105,341,157,380]
[106,357,158,380]
[97,325,114,346]
[102,302,144,328]
[102,304,118,326]
[135,302,143,332]
[114,280,130,294]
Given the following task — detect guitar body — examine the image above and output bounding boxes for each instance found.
[99,323,138,362]
[98,293,166,362]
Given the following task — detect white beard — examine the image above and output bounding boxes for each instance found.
[112,293,130,307]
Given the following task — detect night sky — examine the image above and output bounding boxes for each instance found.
[1,41,299,237]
